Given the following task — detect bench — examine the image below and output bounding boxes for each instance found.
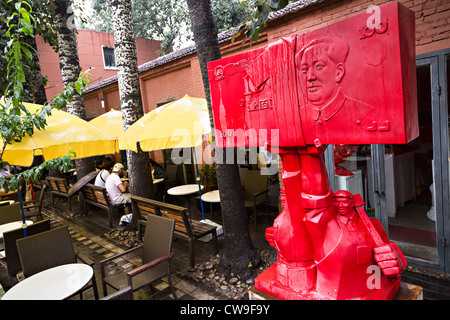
[131,195,218,268]
[46,177,74,210]
[80,183,127,228]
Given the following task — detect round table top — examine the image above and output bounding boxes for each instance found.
[0,220,34,239]
[201,190,220,203]
[167,184,204,196]
[2,263,93,300]
[0,200,15,205]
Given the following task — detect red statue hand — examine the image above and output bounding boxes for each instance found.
[373,243,406,277]
[265,226,277,248]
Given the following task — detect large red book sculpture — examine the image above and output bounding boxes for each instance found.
[208,2,417,299]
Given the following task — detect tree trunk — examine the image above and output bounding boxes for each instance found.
[110,0,154,229]
[52,0,95,180]
[27,37,48,104]
[187,0,260,279]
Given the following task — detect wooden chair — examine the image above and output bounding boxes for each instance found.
[100,214,177,299]
[164,165,179,200]
[22,184,46,221]
[16,226,99,300]
[46,177,73,210]
[1,219,51,283]
[165,165,178,186]
[0,203,22,225]
[243,170,269,231]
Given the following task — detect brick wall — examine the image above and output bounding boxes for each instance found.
[267,0,450,54]
[37,29,161,101]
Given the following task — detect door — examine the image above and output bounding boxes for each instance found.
[386,57,441,269]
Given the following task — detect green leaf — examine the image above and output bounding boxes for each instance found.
[269,0,280,9]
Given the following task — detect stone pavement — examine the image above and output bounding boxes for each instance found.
[0,192,277,301]
[3,189,450,302]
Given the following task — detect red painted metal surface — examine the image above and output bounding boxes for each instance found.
[208,2,415,300]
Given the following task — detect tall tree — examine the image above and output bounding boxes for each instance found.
[80,0,252,55]
[51,0,94,180]
[109,0,155,225]
[0,0,57,103]
[186,0,260,279]
[1,0,89,192]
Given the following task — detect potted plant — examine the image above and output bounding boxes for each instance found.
[199,164,217,192]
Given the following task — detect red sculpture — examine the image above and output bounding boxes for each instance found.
[334,144,353,176]
[208,2,417,300]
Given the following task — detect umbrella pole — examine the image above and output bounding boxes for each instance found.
[13,166,28,237]
[192,147,205,221]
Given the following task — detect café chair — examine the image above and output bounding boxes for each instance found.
[100,214,177,299]
[16,226,99,300]
[0,219,51,284]
[23,184,46,221]
[0,203,22,225]
[99,286,134,300]
[46,177,73,211]
[165,164,178,189]
[243,170,270,232]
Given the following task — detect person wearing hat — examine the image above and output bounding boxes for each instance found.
[105,163,131,205]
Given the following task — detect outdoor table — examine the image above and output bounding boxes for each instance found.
[201,190,220,218]
[0,220,34,239]
[0,200,15,206]
[167,184,204,213]
[1,263,94,300]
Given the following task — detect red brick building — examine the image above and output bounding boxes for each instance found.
[82,0,450,275]
[36,29,162,116]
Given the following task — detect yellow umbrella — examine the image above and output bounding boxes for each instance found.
[89,109,124,138]
[2,102,118,166]
[118,95,212,220]
[118,95,211,152]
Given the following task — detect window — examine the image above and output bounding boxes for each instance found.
[102,46,116,69]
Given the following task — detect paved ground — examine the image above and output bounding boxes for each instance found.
[2,188,450,302]
[0,190,277,301]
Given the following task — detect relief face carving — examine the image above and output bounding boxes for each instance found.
[296,36,376,138]
[297,37,349,110]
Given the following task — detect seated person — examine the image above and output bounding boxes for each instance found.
[94,161,114,187]
[105,163,131,206]
[150,160,168,180]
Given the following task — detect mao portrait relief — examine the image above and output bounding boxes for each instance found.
[295,36,382,144]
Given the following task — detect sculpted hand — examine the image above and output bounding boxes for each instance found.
[265,226,277,248]
[373,243,406,277]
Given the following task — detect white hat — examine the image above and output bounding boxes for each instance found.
[112,163,124,172]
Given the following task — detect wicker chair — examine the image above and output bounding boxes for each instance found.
[0,203,22,225]
[22,184,46,221]
[16,226,99,300]
[1,219,51,283]
[100,214,177,299]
